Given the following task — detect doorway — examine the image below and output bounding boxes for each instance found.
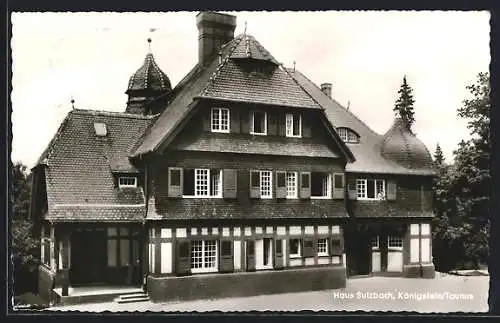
[70,228,107,285]
[344,227,371,276]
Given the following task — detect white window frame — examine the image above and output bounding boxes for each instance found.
[260,171,273,199]
[289,238,302,258]
[183,169,223,198]
[286,113,302,138]
[317,238,328,256]
[190,240,218,273]
[372,236,380,249]
[118,177,137,188]
[388,236,403,250]
[211,107,230,133]
[250,111,267,135]
[337,127,359,143]
[286,171,298,199]
[310,173,332,199]
[356,179,385,200]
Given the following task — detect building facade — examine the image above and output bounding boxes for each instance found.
[31,11,437,305]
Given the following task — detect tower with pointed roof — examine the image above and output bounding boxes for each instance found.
[125,39,172,115]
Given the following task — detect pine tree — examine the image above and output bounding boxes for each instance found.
[393,75,416,132]
[434,143,444,165]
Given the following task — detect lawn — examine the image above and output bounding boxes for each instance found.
[48,273,489,313]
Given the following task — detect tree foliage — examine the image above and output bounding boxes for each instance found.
[433,143,444,166]
[11,161,39,294]
[393,75,416,132]
[432,72,490,272]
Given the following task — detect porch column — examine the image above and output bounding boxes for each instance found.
[49,226,56,272]
[60,232,70,296]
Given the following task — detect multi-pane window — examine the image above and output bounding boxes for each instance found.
[372,236,379,249]
[211,108,229,133]
[260,171,272,198]
[191,240,218,273]
[183,169,222,198]
[286,113,301,137]
[286,172,297,198]
[356,179,385,200]
[317,238,328,256]
[289,239,302,257]
[337,127,359,143]
[311,172,331,198]
[118,177,137,188]
[388,236,403,249]
[251,111,267,135]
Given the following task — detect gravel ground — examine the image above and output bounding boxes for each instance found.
[49,274,489,313]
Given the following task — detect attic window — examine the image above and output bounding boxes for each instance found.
[337,127,359,144]
[94,122,107,136]
[119,177,137,188]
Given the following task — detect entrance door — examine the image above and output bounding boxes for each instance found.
[70,229,107,285]
[345,227,371,276]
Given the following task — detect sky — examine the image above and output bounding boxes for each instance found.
[11,11,490,169]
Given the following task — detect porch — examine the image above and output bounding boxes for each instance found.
[52,285,144,306]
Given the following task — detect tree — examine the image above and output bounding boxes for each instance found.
[11,161,39,294]
[393,75,416,132]
[434,143,444,165]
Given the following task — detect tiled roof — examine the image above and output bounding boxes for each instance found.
[47,204,145,222]
[38,109,155,221]
[229,34,279,65]
[132,34,322,157]
[169,133,340,158]
[146,196,347,220]
[287,69,437,176]
[127,53,171,93]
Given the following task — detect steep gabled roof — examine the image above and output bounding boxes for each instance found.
[288,69,436,176]
[132,34,323,157]
[37,109,156,222]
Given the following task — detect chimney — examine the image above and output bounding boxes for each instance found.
[320,83,332,98]
[196,11,237,66]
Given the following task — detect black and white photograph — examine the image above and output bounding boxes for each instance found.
[10,10,491,313]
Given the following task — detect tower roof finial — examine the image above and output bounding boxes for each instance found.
[244,21,247,34]
[293,60,296,71]
[70,96,75,110]
[147,37,152,53]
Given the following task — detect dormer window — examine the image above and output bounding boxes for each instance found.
[94,122,107,137]
[337,127,359,143]
[211,108,230,133]
[251,111,267,135]
[285,113,301,138]
[119,177,137,188]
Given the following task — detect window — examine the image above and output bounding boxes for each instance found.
[286,113,302,137]
[94,122,107,136]
[260,171,272,198]
[107,227,132,268]
[388,236,403,249]
[119,177,137,188]
[183,169,222,198]
[356,179,385,200]
[211,108,230,133]
[289,239,302,257]
[263,238,272,267]
[286,172,298,198]
[251,111,267,135]
[311,172,331,198]
[317,238,328,256]
[337,127,359,143]
[372,236,379,249]
[191,240,218,273]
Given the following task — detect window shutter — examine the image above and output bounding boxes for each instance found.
[241,110,250,134]
[278,111,286,136]
[267,111,277,136]
[168,168,183,198]
[332,173,345,199]
[223,169,237,199]
[246,240,255,271]
[219,240,234,273]
[347,177,357,200]
[274,239,284,269]
[302,114,312,138]
[302,239,315,258]
[276,171,286,199]
[203,108,211,132]
[250,171,261,198]
[387,180,397,201]
[231,109,240,133]
[329,238,343,256]
[299,172,311,199]
[175,240,191,276]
